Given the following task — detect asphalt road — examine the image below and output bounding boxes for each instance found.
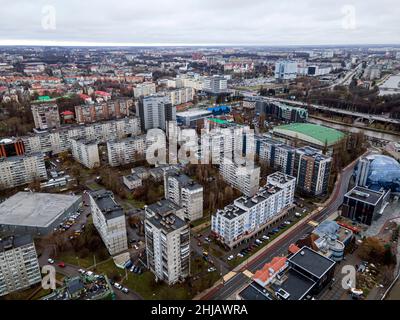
[205,162,356,300]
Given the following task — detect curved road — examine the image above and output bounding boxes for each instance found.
[203,161,356,300]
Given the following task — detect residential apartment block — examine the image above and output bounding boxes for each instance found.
[31,103,61,130]
[89,190,128,256]
[144,199,190,285]
[293,146,332,196]
[164,169,203,222]
[133,82,156,98]
[75,99,131,124]
[211,172,296,248]
[0,153,48,190]
[21,117,141,155]
[137,94,176,131]
[0,235,42,297]
[107,135,146,167]
[164,87,194,106]
[70,138,100,169]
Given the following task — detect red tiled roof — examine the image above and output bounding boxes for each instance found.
[253,256,287,283]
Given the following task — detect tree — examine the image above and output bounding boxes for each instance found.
[358,237,386,263]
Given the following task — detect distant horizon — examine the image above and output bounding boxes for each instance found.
[1,40,400,49]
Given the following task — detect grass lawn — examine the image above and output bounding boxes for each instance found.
[57,250,108,269]
[90,257,220,300]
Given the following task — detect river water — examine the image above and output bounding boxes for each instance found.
[309,118,400,142]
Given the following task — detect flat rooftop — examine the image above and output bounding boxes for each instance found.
[0,234,33,251]
[90,190,124,220]
[345,186,385,205]
[271,268,316,300]
[146,199,186,232]
[0,192,81,228]
[288,246,336,279]
[274,123,345,146]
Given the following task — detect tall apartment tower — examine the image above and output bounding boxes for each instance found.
[0,235,42,297]
[164,169,203,222]
[293,146,332,196]
[31,103,61,130]
[70,138,100,169]
[89,190,128,256]
[144,199,190,285]
[106,135,146,167]
[137,94,176,131]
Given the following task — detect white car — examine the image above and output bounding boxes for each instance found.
[47,258,54,264]
[284,221,291,225]
[237,253,244,258]
[122,287,129,294]
[227,255,234,261]
[207,267,216,273]
[114,283,122,290]
[255,239,262,244]
[262,235,270,240]
[78,269,85,274]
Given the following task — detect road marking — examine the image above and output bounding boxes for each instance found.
[242,270,253,278]
[308,220,319,227]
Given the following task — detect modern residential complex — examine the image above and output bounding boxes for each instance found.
[202,75,228,94]
[137,94,176,131]
[164,87,194,106]
[0,138,26,158]
[164,169,203,222]
[0,153,47,189]
[0,235,42,297]
[144,199,190,285]
[70,138,100,169]
[89,190,128,256]
[211,172,296,248]
[293,146,332,196]
[31,103,61,130]
[256,101,308,123]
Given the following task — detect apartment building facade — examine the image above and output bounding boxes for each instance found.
[144,199,190,285]
[0,153,48,190]
[211,173,296,248]
[294,146,332,196]
[137,94,176,131]
[89,190,128,256]
[0,235,42,296]
[70,138,100,169]
[31,103,61,130]
[21,117,141,155]
[75,99,131,124]
[133,82,156,98]
[164,169,203,222]
[107,135,146,167]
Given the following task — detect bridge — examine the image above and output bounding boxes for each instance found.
[238,91,400,126]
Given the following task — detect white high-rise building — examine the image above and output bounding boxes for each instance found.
[202,75,228,94]
[133,82,156,98]
[137,94,176,131]
[165,87,194,106]
[89,190,128,256]
[31,103,61,130]
[266,172,296,208]
[164,169,203,222]
[274,61,298,81]
[0,235,42,297]
[144,199,190,285]
[211,173,296,248]
[219,159,260,197]
[70,138,100,169]
[0,153,48,190]
[107,135,146,167]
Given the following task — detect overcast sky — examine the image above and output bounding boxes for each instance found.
[0,0,399,46]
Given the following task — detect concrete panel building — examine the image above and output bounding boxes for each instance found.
[89,190,128,256]
[31,103,61,130]
[70,138,100,169]
[0,235,42,297]
[144,199,190,285]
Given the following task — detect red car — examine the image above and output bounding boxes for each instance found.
[57,262,65,268]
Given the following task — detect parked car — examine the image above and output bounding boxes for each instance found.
[255,239,262,244]
[237,253,244,258]
[47,258,54,264]
[78,269,86,274]
[114,283,122,290]
[227,255,234,261]
[57,261,65,268]
[122,287,129,294]
[262,235,270,241]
